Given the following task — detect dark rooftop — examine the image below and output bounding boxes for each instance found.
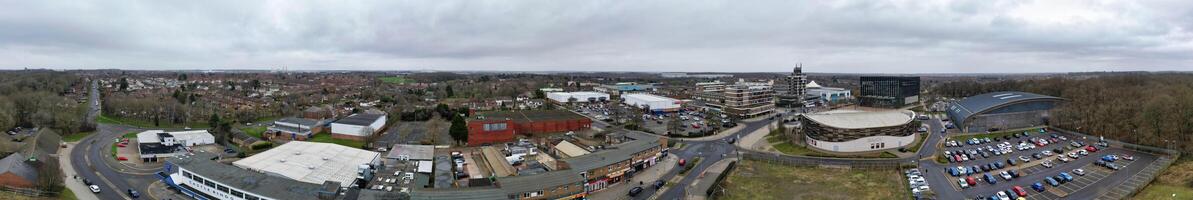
[561,131,663,172]
[138,143,180,155]
[168,153,338,200]
[947,91,1065,126]
[472,110,587,123]
[276,117,319,127]
[335,113,386,126]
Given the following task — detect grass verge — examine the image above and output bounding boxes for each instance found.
[240,126,267,138]
[1134,156,1193,200]
[719,159,909,200]
[63,131,94,142]
[60,186,79,200]
[309,133,366,148]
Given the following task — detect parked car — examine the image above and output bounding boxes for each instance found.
[89,185,101,193]
[958,178,970,188]
[653,180,665,189]
[1045,177,1059,186]
[984,173,997,184]
[1013,186,1028,197]
[1042,161,1054,168]
[1072,168,1086,176]
[1122,154,1135,161]
[1032,182,1045,192]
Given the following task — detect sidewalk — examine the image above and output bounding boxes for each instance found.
[587,156,678,200]
[59,142,100,200]
[684,158,738,200]
[736,125,772,151]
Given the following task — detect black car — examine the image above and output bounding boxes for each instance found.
[127,189,140,198]
[727,138,737,144]
[628,187,644,196]
[653,180,666,189]
[1052,148,1064,154]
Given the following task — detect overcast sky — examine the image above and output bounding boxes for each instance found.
[1,0,1191,73]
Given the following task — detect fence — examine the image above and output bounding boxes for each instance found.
[737,147,916,170]
[1050,126,1182,200]
[0,185,58,198]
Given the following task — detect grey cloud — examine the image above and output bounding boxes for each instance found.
[0,0,1190,73]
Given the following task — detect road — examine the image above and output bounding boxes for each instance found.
[69,79,158,200]
[644,117,773,200]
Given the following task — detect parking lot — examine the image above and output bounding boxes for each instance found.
[931,130,1162,199]
[572,102,731,136]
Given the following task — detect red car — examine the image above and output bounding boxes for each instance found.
[1086,146,1099,152]
[678,159,687,166]
[116,143,127,147]
[953,155,962,162]
[1013,186,1028,197]
[966,177,976,185]
[116,157,128,161]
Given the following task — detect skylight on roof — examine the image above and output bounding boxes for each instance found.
[998,95,1022,99]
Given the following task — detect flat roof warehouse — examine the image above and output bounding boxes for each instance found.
[232,141,381,187]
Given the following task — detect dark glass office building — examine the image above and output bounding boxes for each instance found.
[859,76,920,108]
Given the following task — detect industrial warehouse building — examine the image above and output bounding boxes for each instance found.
[164,153,342,200]
[946,91,1066,132]
[232,141,382,188]
[621,93,682,113]
[800,110,918,153]
[546,91,609,104]
[466,110,592,146]
[331,113,387,141]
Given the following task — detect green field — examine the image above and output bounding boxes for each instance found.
[240,126,267,138]
[62,131,94,142]
[1134,157,1193,200]
[308,133,366,148]
[97,114,210,129]
[379,76,413,84]
[720,160,910,200]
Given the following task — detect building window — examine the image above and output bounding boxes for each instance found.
[217,185,229,193]
[246,195,261,200]
[204,180,216,188]
[230,190,244,198]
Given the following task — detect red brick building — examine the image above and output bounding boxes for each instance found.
[466,110,592,146]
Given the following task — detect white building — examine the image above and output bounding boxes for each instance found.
[232,141,382,187]
[330,113,387,140]
[807,81,853,103]
[801,110,917,153]
[621,93,682,113]
[136,130,215,162]
[166,153,342,200]
[546,91,609,104]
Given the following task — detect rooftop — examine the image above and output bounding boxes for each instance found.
[0,152,37,182]
[231,141,381,187]
[554,140,590,158]
[622,93,677,102]
[947,91,1065,126]
[386,144,435,161]
[561,131,662,172]
[169,153,336,200]
[334,113,385,126]
[803,110,915,129]
[495,169,584,194]
[276,117,319,127]
[472,110,587,123]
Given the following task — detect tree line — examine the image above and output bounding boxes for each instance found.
[0,70,87,134]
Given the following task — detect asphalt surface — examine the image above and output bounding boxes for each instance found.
[69,80,158,200]
[645,117,771,200]
[918,124,1162,200]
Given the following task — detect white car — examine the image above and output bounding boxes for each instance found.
[958,178,969,188]
[89,185,101,193]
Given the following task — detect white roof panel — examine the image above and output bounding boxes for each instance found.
[232,141,381,187]
[804,110,915,129]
